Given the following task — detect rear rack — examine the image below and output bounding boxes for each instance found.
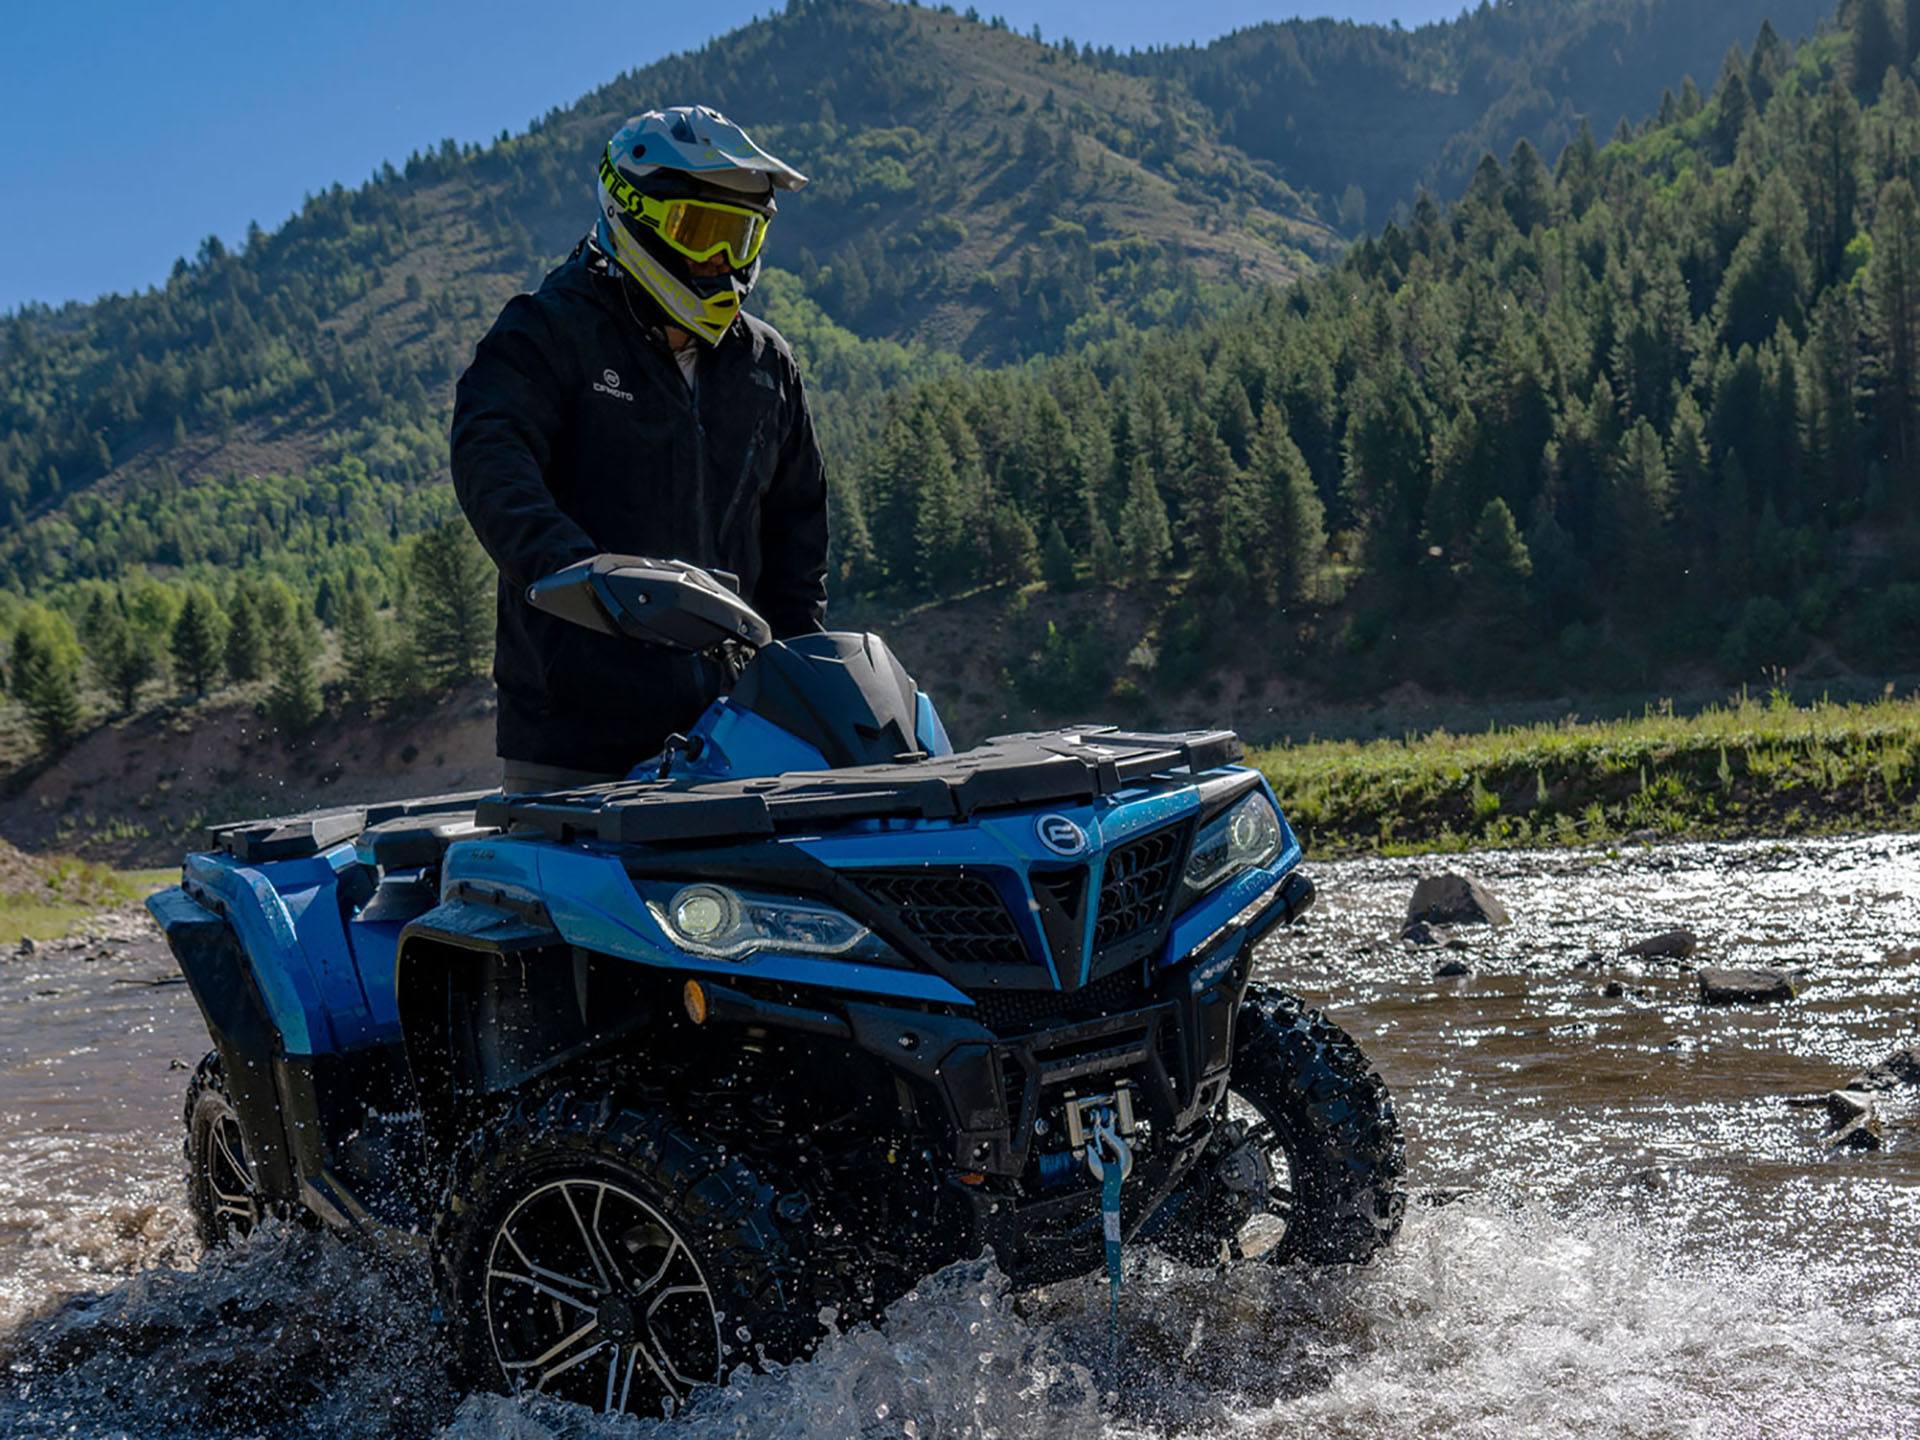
[477,727,1243,846]
[202,790,496,864]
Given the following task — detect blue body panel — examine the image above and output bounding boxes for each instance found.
[162,673,1301,1070]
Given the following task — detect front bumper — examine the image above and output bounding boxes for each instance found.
[693,868,1313,1280]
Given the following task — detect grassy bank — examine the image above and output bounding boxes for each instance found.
[1252,692,1920,859]
[0,845,172,946]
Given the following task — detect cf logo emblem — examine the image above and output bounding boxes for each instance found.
[602,368,621,388]
[1035,814,1088,857]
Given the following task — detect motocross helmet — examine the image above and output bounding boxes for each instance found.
[595,106,808,345]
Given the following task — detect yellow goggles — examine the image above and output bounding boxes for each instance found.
[601,151,769,267]
[643,194,768,268]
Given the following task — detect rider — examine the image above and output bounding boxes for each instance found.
[451,106,828,793]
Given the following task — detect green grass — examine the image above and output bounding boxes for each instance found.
[0,861,174,946]
[1251,691,1920,859]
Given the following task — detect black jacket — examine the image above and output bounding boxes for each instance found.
[450,244,829,773]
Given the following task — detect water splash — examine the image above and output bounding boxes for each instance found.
[1,1203,1914,1439]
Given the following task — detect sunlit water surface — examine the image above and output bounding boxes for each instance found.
[2,835,1916,1438]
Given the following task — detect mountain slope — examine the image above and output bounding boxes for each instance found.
[0,0,1331,594]
[1112,0,1835,223]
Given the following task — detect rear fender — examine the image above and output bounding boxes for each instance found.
[146,885,299,1198]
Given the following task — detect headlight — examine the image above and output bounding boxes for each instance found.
[1182,793,1283,897]
[647,882,873,960]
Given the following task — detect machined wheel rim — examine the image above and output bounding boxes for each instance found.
[484,1178,723,1416]
[1221,1090,1298,1261]
[206,1109,261,1241]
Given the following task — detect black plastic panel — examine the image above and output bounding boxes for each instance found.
[477,727,1244,846]
[1094,825,1183,952]
[853,870,1032,968]
[204,790,494,863]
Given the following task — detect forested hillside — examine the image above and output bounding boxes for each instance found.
[831,0,1920,704]
[1104,0,1836,226]
[4,0,1917,768]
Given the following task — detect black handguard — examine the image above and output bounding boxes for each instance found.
[526,555,773,653]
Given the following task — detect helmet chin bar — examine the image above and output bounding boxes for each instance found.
[600,218,744,345]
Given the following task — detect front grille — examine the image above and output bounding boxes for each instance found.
[971,965,1148,1033]
[853,870,1030,967]
[1094,826,1183,950]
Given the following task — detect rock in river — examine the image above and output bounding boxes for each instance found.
[1626,929,1698,960]
[1846,1047,1920,1092]
[1824,1090,1883,1151]
[1407,872,1511,930]
[1697,967,1799,1004]
[1434,956,1473,978]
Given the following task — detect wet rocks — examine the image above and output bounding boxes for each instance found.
[1625,929,1698,961]
[1401,920,1444,948]
[1846,1047,1920,1092]
[1434,956,1473,978]
[1697,966,1799,1004]
[1824,1090,1883,1151]
[1406,872,1510,930]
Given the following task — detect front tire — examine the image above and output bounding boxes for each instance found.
[1161,986,1405,1266]
[184,1051,262,1250]
[433,1089,838,1418]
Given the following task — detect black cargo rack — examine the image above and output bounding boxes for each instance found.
[202,790,497,864]
[474,727,1243,847]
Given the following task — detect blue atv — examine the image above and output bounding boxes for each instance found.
[149,556,1404,1416]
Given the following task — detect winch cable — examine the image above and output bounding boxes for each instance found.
[1086,1106,1133,1370]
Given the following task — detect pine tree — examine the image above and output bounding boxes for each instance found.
[1088,511,1119,587]
[1866,179,1920,490]
[170,587,226,696]
[1804,83,1863,285]
[224,589,266,683]
[1805,290,1864,503]
[10,618,85,756]
[1115,456,1173,579]
[1851,0,1900,96]
[1341,363,1430,581]
[408,520,494,688]
[1502,138,1554,233]
[265,616,324,735]
[1464,499,1533,608]
[339,589,388,708]
[1611,418,1678,594]
[1251,404,1327,604]
[986,505,1041,588]
[82,600,157,714]
[1749,21,1787,110]
[909,410,967,593]
[1715,172,1812,352]
[1667,392,1715,554]
[1713,45,1754,162]
[1040,519,1076,590]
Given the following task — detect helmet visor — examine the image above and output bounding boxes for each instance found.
[651,197,767,268]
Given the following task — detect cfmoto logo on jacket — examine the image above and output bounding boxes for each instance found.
[593,367,634,401]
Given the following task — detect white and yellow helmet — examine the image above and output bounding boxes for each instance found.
[594,106,808,344]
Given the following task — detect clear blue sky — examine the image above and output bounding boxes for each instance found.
[0,0,1466,312]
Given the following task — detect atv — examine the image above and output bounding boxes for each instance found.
[150,555,1404,1417]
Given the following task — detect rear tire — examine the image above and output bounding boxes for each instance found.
[433,1087,848,1418]
[1160,986,1405,1266]
[184,1051,262,1250]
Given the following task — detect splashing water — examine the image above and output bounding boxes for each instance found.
[3,836,1918,1437]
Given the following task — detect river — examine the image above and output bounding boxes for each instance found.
[2,834,1916,1438]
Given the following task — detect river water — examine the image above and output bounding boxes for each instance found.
[1,835,1916,1438]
